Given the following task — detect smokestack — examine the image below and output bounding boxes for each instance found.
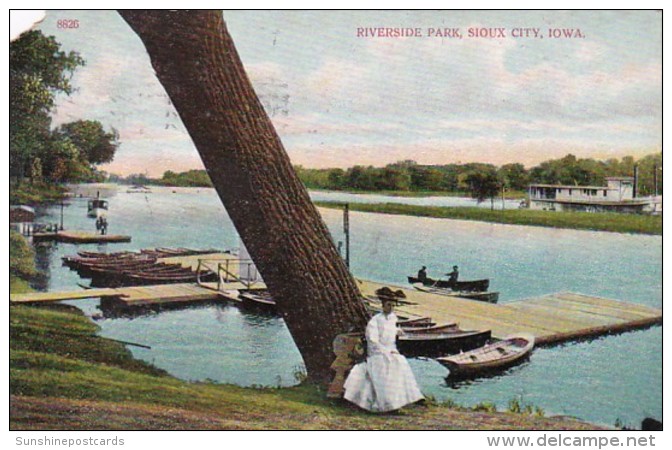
[633,164,638,198]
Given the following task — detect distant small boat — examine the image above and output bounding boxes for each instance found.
[87,198,108,218]
[412,283,499,303]
[437,334,535,378]
[126,185,152,194]
[407,276,489,292]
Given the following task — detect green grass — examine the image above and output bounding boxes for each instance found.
[315,201,662,235]
[310,188,528,199]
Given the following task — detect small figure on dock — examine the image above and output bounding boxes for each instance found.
[343,287,424,412]
[100,217,108,235]
[417,266,428,282]
[95,216,103,234]
[446,265,459,284]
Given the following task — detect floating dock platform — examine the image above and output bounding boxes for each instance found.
[32,230,131,244]
[11,254,662,346]
[357,280,662,345]
[9,282,251,307]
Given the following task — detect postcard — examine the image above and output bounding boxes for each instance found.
[8,9,662,435]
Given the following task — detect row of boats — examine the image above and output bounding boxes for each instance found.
[237,289,534,379]
[63,248,223,287]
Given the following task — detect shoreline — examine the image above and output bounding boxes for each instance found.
[314,201,662,236]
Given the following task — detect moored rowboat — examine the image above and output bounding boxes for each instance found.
[397,328,491,357]
[436,334,535,378]
[412,283,499,303]
[238,290,276,312]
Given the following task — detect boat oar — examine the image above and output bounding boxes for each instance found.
[102,336,152,349]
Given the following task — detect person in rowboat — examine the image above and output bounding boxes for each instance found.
[446,265,459,284]
[343,287,424,412]
[417,266,428,282]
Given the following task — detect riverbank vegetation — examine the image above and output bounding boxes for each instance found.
[9,231,37,293]
[10,30,118,201]
[315,202,662,235]
[296,153,662,202]
[107,151,662,202]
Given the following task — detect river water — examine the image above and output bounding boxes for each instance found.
[32,185,661,427]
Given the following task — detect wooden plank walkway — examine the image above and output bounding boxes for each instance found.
[9,282,257,306]
[357,280,662,345]
[10,288,121,303]
[11,276,661,346]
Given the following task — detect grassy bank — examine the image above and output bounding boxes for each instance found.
[10,182,68,205]
[310,188,527,199]
[315,201,662,235]
[9,304,605,430]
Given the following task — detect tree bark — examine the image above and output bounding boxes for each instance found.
[118,10,369,383]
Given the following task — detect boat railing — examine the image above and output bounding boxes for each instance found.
[196,258,261,289]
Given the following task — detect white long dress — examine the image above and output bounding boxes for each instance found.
[343,312,424,412]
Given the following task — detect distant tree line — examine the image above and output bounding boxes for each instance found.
[10,30,119,186]
[294,153,662,198]
[108,170,214,187]
[110,153,662,201]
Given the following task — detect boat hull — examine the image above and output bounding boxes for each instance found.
[437,334,535,378]
[407,276,489,292]
[397,329,491,357]
[412,283,499,303]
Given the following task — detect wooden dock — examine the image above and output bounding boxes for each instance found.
[10,282,252,307]
[357,280,662,345]
[10,275,661,346]
[32,230,131,244]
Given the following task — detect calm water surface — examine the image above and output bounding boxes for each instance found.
[33,185,661,427]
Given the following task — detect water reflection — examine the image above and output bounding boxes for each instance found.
[443,359,534,389]
[31,241,55,291]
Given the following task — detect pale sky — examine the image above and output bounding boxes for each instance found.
[31,10,662,177]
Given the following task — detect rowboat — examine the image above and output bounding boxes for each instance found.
[407,276,489,292]
[397,317,437,328]
[126,185,152,194]
[238,290,277,312]
[400,323,458,334]
[76,250,133,259]
[436,334,535,378]
[412,283,499,303]
[125,269,217,284]
[397,328,491,357]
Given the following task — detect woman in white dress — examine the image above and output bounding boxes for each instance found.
[343,288,424,412]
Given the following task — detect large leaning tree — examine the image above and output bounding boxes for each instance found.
[119,10,369,383]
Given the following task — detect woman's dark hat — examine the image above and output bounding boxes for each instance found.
[375,286,407,302]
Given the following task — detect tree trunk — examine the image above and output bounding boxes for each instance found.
[118,10,369,383]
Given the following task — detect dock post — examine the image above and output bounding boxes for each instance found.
[343,203,350,269]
